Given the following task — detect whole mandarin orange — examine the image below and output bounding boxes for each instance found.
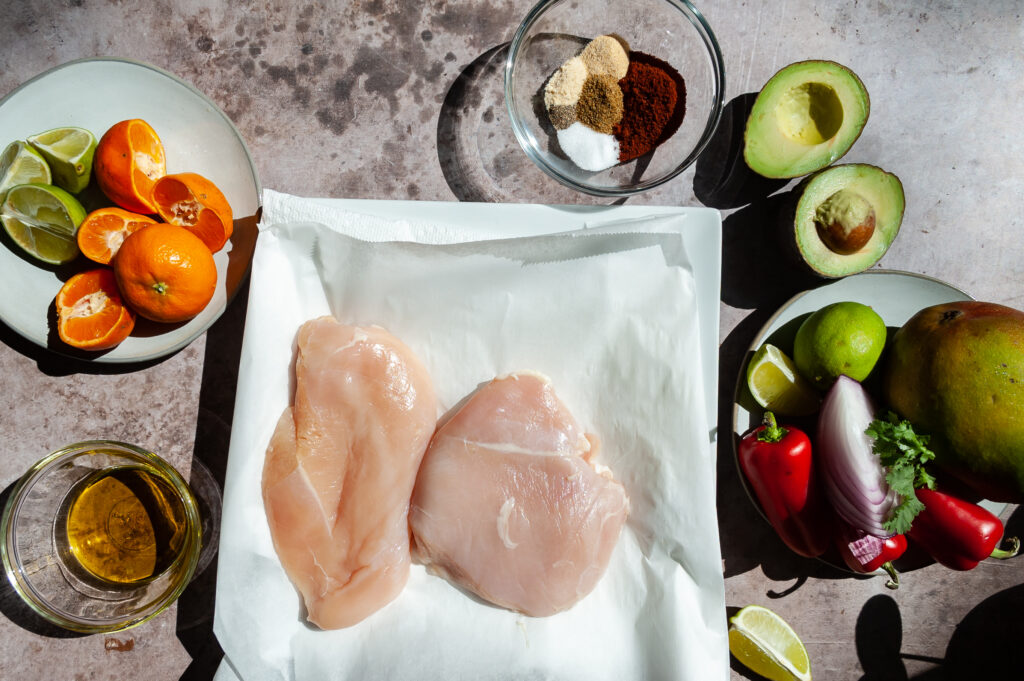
[113,223,217,323]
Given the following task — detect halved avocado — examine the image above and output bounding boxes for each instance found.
[791,164,904,278]
[744,61,869,179]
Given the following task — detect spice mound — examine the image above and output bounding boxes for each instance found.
[543,35,686,172]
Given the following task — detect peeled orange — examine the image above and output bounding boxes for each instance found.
[152,172,233,252]
[93,119,166,214]
[77,207,157,264]
[56,268,136,350]
[113,223,217,323]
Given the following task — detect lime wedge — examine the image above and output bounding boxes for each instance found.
[0,141,52,203]
[27,127,97,194]
[746,343,821,416]
[729,605,812,681]
[1,183,86,264]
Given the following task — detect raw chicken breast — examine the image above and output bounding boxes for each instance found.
[410,372,629,616]
[262,317,437,629]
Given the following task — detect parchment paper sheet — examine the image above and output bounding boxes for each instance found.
[212,190,728,681]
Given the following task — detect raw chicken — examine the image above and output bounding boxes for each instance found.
[262,317,437,629]
[409,372,629,616]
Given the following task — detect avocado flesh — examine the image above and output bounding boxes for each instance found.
[744,60,870,179]
[793,164,904,278]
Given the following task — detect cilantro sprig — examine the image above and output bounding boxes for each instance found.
[866,412,938,535]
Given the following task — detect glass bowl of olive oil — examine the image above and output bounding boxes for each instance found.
[1,441,202,633]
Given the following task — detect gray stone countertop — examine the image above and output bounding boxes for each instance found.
[1,1,1022,679]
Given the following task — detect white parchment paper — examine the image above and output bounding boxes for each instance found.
[213,190,728,681]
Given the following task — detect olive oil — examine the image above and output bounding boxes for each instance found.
[63,466,188,585]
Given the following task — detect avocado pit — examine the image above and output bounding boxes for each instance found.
[814,189,877,255]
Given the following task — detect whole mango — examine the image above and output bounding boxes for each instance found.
[884,301,1024,502]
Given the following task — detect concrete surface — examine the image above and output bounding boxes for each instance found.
[1,0,1022,679]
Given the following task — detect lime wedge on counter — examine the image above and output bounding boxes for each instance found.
[746,343,820,416]
[729,605,812,681]
[0,141,52,203]
[27,127,97,194]
[1,183,86,264]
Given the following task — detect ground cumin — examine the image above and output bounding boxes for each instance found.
[576,74,624,134]
[613,52,687,162]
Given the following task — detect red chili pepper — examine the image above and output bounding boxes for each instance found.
[907,488,1020,570]
[738,412,832,558]
[836,522,906,589]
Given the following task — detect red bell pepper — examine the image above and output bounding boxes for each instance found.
[907,488,1020,570]
[738,412,831,558]
[836,522,906,589]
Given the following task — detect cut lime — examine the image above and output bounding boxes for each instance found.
[729,605,812,681]
[28,127,97,194]
[0,141,52,203]
[746,344,820,416]
[1,183,86,264]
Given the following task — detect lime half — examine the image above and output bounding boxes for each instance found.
[1,183,86,264]
[28,127,97,194]
[0,141,52,203]
[746,344,820,416]
[729,605,812,681]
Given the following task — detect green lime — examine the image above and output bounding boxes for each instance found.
[746,344,821,415]
[729,605,811,681]
[1,183,86,264]
[793,301,886,389]
[27,127,97,194]
[0,141,52,203]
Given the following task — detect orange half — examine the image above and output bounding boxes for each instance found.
[93,119,166,214]
[56,268,136,350]
[152,172,233,252]
[77,207,157,264]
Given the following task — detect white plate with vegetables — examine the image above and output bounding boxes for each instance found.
[0,58,261,363]
[728,269,1016,574]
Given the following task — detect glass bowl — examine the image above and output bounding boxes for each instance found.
[505,0,725,196]
[1,441,202,633]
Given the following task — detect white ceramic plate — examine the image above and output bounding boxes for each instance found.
[0,58,261,363]
[730,270,1006,567]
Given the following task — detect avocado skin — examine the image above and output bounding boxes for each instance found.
[884,301,1024,502]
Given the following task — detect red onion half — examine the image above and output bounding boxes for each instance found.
[817,375,897,537]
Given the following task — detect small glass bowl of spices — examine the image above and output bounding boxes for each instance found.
[505,0,724,196]
[1,441,203,633]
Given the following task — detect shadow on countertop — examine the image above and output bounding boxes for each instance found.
[436,39,639,206]
[702,94,832,590]
[0,480,89,639]
[436,41,516,204]
[0,314,174,376]
[175,279,251,681]
[850,585,1024,680]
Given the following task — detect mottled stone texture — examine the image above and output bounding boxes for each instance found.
[1,1,1023,680]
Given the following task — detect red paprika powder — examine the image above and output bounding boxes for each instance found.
[613,52,687,162]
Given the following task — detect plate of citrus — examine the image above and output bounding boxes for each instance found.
[0,58,260,363]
